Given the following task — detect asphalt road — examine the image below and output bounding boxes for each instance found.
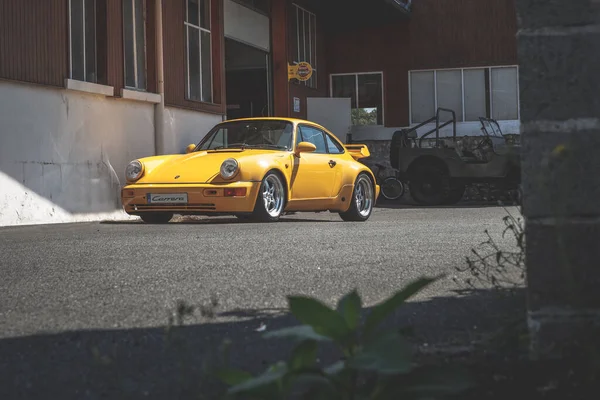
[0,204,524,399]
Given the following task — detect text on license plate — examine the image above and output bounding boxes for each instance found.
[147,193,188,204]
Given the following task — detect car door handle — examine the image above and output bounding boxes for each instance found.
[328,160,337,168]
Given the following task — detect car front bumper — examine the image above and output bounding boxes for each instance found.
[121,181,262,215]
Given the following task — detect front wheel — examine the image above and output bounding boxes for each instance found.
[380,177,405,200]
[339,173,375,222]
[251,171,286,222]
[140,212,174,224]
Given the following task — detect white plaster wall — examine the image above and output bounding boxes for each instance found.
[0,80,157,226]
[224,0,270,51]
[0,80,227,227]
[307,97,352,143]
[161,107,223,154]
[349,120,520,142]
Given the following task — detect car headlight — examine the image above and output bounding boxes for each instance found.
[126,160,144,182]
[220,158,239,180]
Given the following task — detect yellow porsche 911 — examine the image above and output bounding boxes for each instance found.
[121,117,380,223]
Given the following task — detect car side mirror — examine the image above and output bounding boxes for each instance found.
[294,141,317,157]
[185,144,196,154]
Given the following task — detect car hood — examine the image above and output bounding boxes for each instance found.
[136,149,283,184]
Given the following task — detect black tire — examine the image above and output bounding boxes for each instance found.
[339,173,375,222]
[251,171,286,222]
[140,212,173,224]
[443,182,466,205]
[380,177,405,200]
[409,164,451,206]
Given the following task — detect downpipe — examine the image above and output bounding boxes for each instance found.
[154,0,165,155]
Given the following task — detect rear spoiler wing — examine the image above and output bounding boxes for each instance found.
[344,144,371,160]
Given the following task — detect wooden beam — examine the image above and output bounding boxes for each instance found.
[271,0,290,117]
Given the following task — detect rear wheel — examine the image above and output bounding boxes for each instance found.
[409,164,451,206]
[380,176,405,200]
[251,171,286,222]
[339,173,374,222]
[443,182,466,205]
[140,212,173,224]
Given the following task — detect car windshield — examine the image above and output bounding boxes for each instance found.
[479,118,504,137]
[197,120,294,151]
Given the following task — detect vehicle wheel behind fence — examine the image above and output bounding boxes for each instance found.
[339,173,374,222]
[251,171,286,222]
[140,212,174,224]
[409,164,451,206]
[380,176,405,200]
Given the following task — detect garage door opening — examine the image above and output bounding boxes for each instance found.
[225,38,272,120]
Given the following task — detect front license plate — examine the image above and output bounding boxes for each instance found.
[147,193,188,204]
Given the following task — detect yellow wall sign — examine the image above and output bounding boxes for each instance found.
[288,62,313,81]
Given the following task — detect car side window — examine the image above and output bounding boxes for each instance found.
[298,126,327,154]
[325,133,344,154]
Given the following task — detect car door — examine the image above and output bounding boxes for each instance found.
[290,124,338,200]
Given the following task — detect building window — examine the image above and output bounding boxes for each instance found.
[291,4,317,89]
[185,0,212,103]
[69,0,103,83]
[330,72,384,126]
[409,66,519,124]
[123,0,147,90]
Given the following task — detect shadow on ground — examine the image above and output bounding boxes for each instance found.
[100,215,336,225]
[375,197,519,210]
[0,288,528,400]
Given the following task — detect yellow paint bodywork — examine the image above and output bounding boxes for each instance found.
[121,117,380,216]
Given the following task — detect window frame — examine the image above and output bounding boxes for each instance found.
[408,65,520,124]
[69,0,98,83]
[291,3,318,89]
[184,0,214,103]
[230,0,270,16]
[329,71,385,126]
[296,124,346,155]
[123,0,147,91]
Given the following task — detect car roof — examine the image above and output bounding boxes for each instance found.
[219,117,321,126]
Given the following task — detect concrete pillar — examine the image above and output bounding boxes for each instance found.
[515,0,600,359]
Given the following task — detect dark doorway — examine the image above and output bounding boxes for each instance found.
[225,38,271,120]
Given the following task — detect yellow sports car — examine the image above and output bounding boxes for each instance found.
[121,117,380,223]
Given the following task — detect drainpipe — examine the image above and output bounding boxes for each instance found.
[154,0,165,155]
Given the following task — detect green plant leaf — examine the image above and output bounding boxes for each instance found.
[215,368,253,386]
[263,325,332,342]
[290,340,318,371]
[228,361,288,395]
[363,276,439,338]
[336,289,362,330]
[288,296,350,341]
[350,332,412,375]
[323,360,345,376]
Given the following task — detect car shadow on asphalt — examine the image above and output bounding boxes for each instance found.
[0,287,526,400]
[100,216,335,225]
[375,200,520,210]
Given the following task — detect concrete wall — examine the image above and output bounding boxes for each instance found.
[516,0,600,360]
[0,80,220,227]
[161,107,222,155]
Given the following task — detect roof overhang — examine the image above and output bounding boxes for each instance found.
[318,0,412,33]
[383,0,413,16]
